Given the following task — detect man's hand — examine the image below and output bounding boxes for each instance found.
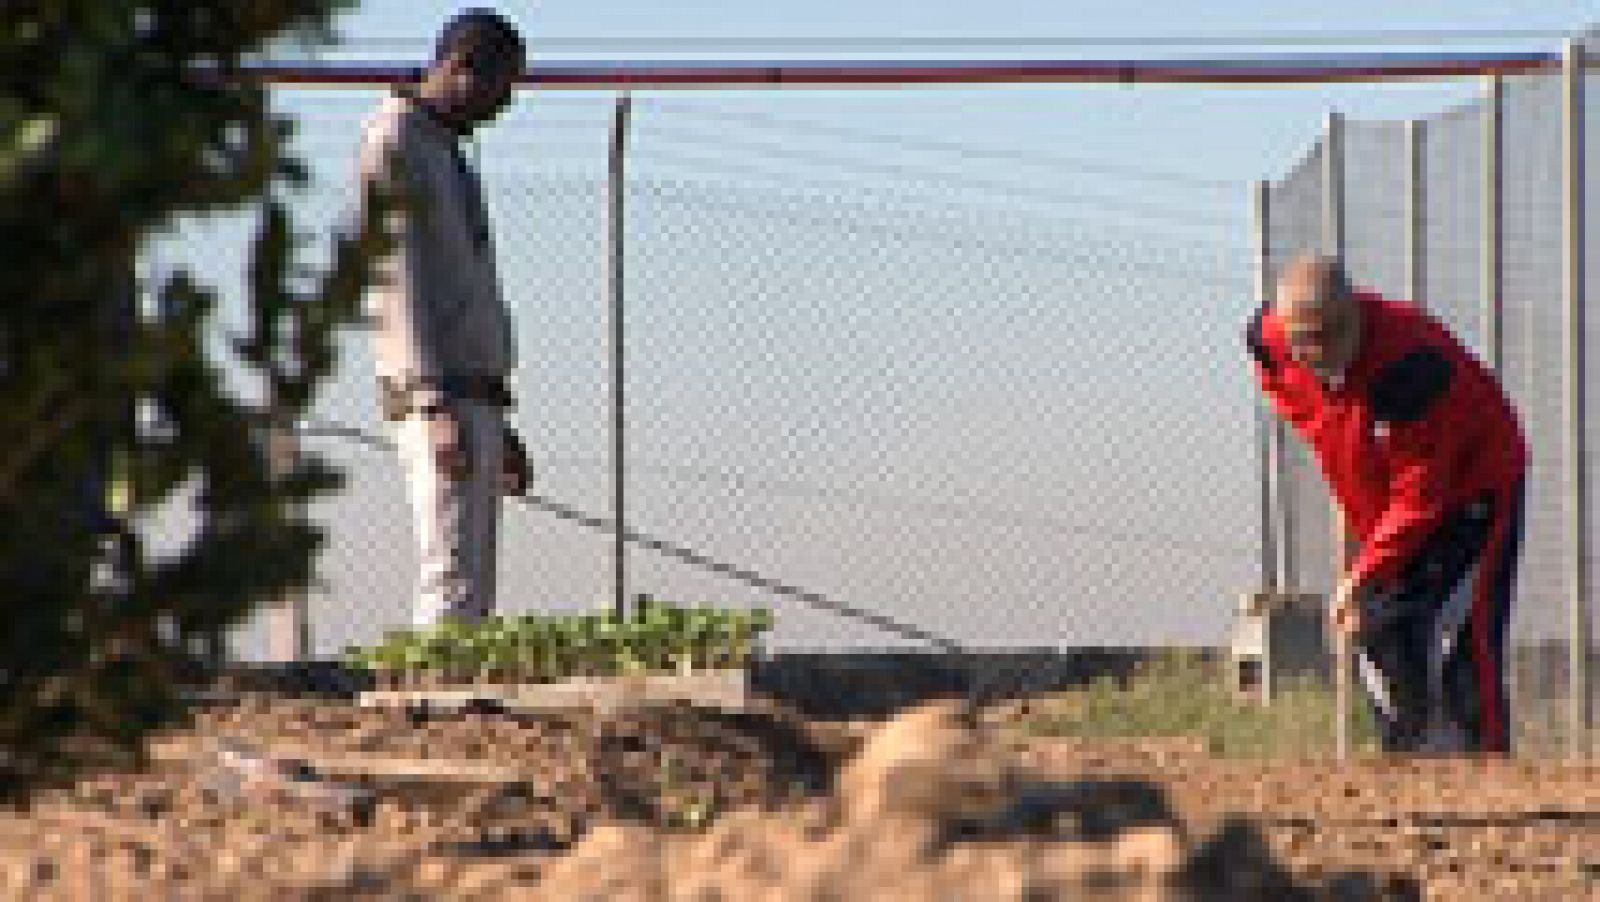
[426,408,468,481]
[1330,575,1364,637]
[500,427,533,497]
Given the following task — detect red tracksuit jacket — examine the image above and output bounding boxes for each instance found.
[1247,290,1528,588]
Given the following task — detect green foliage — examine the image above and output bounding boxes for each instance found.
[0,1,384,796]
[343,601,776,688]
[1017,650,1379,758]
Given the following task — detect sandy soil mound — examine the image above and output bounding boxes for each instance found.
[0,695,1595,899]
[539,700,1417,900]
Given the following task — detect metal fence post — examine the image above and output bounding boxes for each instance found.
[1324,110,1352,759]
[1476,71,1513,750]
[1484,74,1504,372]
[1407,119,1426,309]
[1278,439,1297,594]
[1272,149,1298,600]
[1257,406,1278,589]
[609,93,634,622]
[1280,416,1298,593]
[1253,180,1280,592]
[1563,40,1591,758]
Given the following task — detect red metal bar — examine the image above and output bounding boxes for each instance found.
[243,51,1560,89]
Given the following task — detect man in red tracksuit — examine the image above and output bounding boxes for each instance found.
[1247,255,1527,754]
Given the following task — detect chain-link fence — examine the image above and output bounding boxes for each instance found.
[119,42,1600,758]
[130,47,1600,755]
[137,87,1257,666]
[1262,40,1599,756]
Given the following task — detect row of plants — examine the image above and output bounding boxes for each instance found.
[343,598,774,688]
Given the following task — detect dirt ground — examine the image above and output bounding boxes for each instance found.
[0,695,1596,900]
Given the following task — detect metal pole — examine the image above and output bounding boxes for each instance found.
[1407,119,1427,309]
[1257,408,1276,589]
[1563,40,1590,758]
[1324,109,1352,759]
[1266,168,1296,598]
[1325,111,1347,262]
[1253,180,1279,592]
[1484,74,1504,372]
[244,52,1563,90]
[1280,428,1297,593]
[1479,72,1514,749]
[608,93,633,622]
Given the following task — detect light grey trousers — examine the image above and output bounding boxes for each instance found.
[392,400,504,627]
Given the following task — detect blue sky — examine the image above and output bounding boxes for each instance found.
[179,2,1600,655]
[319,0,1599,180]
[332,0,1591,47]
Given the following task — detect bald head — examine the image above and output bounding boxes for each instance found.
[1276,255,1352,316]
[1274,254,1359,375]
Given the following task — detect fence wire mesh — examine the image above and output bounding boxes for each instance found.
[1422,101,1486,353]
[1266,139,1336,598]
[1500,72,1572,752]
[135,89,1256,663]
[625,155,1252,650]
[1343,120,1409,302]
[128,57,1600,756]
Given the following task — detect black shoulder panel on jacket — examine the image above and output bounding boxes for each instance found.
[1369,348,1453,423]
[1246,304,1275,373]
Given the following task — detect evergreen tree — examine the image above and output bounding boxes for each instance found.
[0,0,383,796]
